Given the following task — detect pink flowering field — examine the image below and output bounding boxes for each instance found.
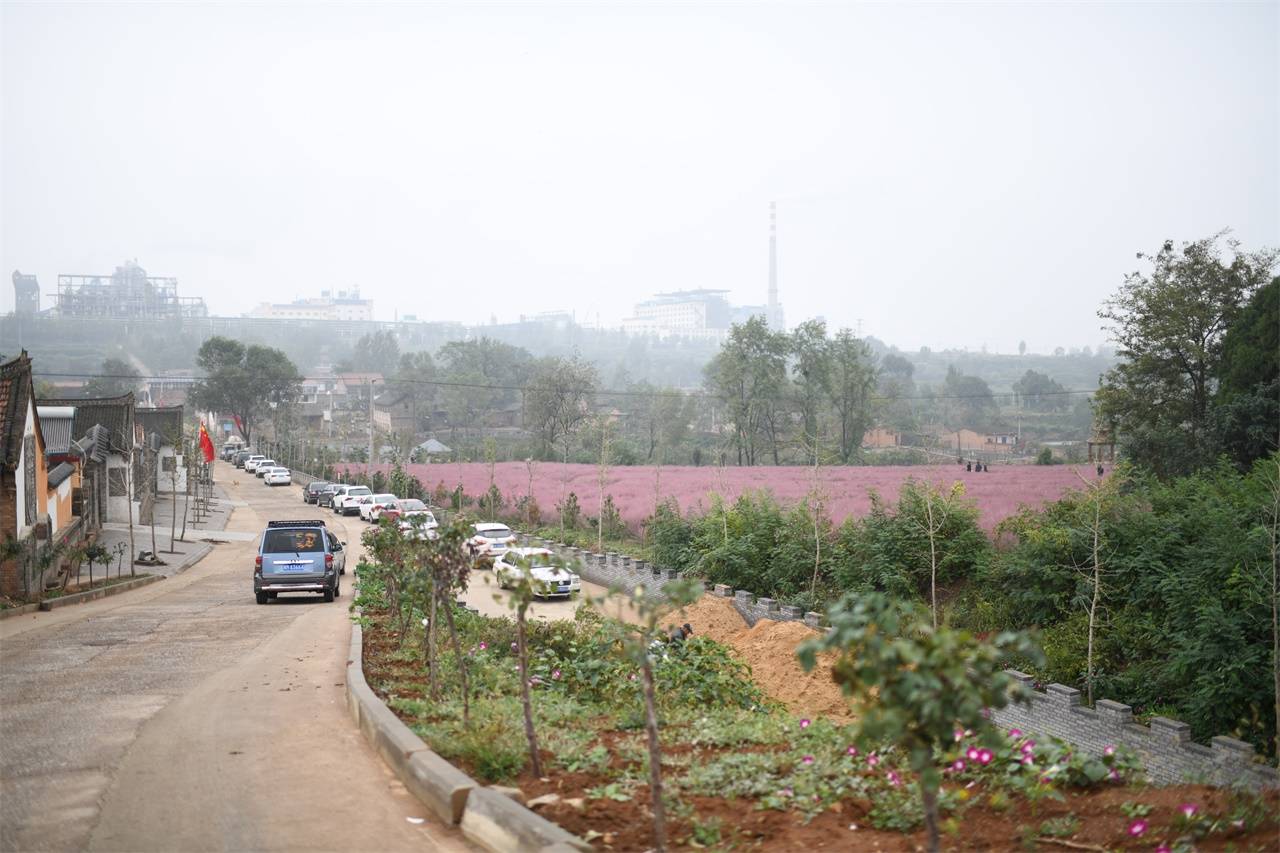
[345,462,1098,532]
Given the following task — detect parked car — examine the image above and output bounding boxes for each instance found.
[303,481,331,504]
[264,467,292,486]
[397,504,439,540]
[360,493,400,522]
[467,522,516,562]
[381,498,426,524]
[253,519,346,604]
[243,455,267,472]
[332,485,372,515]
[316,484,342,508]
[234,450,255,468]
[254,459,277,478]
[493,548,581,598]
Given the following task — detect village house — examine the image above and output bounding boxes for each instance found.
[1,353,51,596]
[136,406,186,494]
[39,393,138,526]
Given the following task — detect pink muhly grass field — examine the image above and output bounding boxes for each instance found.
[345,462,1097,532]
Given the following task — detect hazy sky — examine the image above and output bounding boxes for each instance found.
[2,2,1276,354]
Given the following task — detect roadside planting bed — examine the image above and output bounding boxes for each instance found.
[358,573,1277,851]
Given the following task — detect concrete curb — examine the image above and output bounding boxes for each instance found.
[345,617,591,851]
[37,574,163,611]
[0,602,41,620]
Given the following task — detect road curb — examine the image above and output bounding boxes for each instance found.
[0,602,41,620]
[37,574,163,611]
[346,617,590,851]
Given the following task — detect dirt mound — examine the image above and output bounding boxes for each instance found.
[671,596,853,724]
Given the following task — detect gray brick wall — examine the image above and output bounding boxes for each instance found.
[993,672,1277,790]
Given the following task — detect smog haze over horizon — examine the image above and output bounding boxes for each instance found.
[2,2,1276,355]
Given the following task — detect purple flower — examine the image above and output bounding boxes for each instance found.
[1007,728,1022,738]
[799,718,811,729]
[1127,819,1147,837]
[1021,755,1034,767]
[552,669,562,680]
[629,673,638,681]
[1104,744,1116,756]
[1179,803,1198,818]
[801,755,815,765]
[1155,846,1172,853]
[966,747,980,762]
[866,753,879,767]
[477,641,487,651]
[977,749,993,766]
[1108,768,1121,781]
[951,759,966,772]
[846,745,859,756]
[1021,740,1036,755]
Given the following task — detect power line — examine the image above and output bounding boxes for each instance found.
[34,370,1098,403]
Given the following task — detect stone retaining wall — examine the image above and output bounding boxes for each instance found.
[993,671,1277,790]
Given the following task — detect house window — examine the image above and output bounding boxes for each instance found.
[108,467,127,497]
[23,435,37,526]
[162,455,176,472]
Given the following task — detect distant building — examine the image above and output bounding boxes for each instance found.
[12,271,39,315]
[621,290,733,340]
[248,287,373,322]
[55,260,207,320]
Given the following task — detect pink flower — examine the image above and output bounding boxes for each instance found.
[629,673,638,681]
[780,787,793,797]
[477,641,487,650]
[1104,745,1116,756]
[801,755,814,765]
[866,753,879,767]
[1127,819,1147,837]
[951,759,966,772]
[954,728,965,742]
[977,749,993,765]
[799,719,811,729]
[1155,846,1172,853]
[552,669,562,680]
[1007,728,1022,738]
[1021,740,1036,755]
[1108,768,1121,781]
[966,747,980,762]
[1230,819,1245,830]
[886,771,902,786]
[846,745,859,756]
[1179,803,1198,818]
[1021,755,1035,767]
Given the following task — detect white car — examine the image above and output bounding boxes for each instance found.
[263,467,292,486]
[333,485,372,515]
[399,509,439,540]
[494,548,582,598]
[360,493,400,522]
[243,455,267,473]
[467,522,516,562]
[254,459,277,478]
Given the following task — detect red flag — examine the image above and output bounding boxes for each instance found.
[232,414,246,437]
[198,422,216,463]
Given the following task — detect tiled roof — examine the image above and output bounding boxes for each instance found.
[0,353,35,469]
[136,406,183,444]
[39,393,136,454]
[48,462,75,488]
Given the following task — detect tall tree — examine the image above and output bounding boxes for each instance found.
[1012,369,1068,412]
[189,337,302,444]
[942,366,997,431]
[1212,277,1280,470]
[436,338,531,442]
[790,320,832,465]
[828,329,877,463]
[524,356,598,462]
[624,381,694,462]
[874,353,917,433]
[1097,233,1277,477]
[83,358,142,398]
[349,330,401,375]
[704,317,788,466]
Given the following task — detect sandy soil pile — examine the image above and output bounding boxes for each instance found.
[670,595,853,724]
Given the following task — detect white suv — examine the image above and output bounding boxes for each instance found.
[243,455,267,473]
[360,493,399,522]
[467,523,516,562]
[332,485,372,516]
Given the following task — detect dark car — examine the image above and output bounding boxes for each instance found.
[234,450,254,468]
[253,519,346,604]
[303,481,331,504]
[316,484,343,508]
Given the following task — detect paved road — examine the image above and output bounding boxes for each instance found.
[1,464,468,852]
